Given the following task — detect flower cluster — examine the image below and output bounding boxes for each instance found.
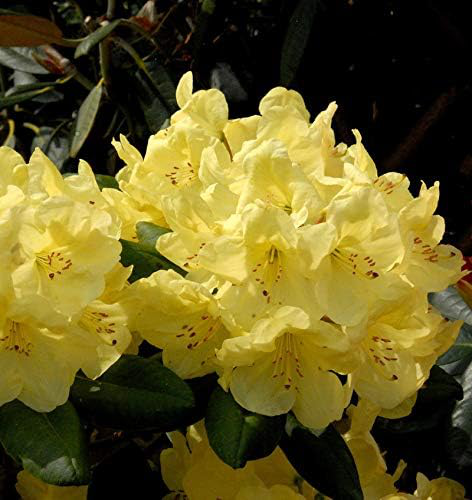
[0,147,132,411]
[115,72,464,428]
[0,72,467,500]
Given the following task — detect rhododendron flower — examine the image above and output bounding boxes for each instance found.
[16,470,87,500]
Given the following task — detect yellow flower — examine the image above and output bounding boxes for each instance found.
[7,196,121,317]
[235,139,323,227]
[342,400,404,499]
[349,290,461,410]
[315,187,405,325]
[130,270,231,378]
[161,421,314,500]
[198,203,335,325]
[217,306,352,429]
[16,470,87,500]
[382,473,465,499]
[0,146,28,194]
[396,182,465,292]
[173,71,229,137]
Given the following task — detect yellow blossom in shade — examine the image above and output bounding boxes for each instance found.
[16,470,87,500]
[8,196,121,317]
[217,306,352,429]
[314,186,406,325]
[342,400,404,499]
[349,290,462,410]
[0,146,28,194]
[198,203,336,325]
[161,421,314,500]
[130,270,231,378]
[173,71,229,137]
[382,473,466,500]
[396,182,465,292]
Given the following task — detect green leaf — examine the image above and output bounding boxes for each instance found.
[280,0,324,86]
[95,174,119,191]
[0,86,56,107]
[136,221,171,248]
[74,20,121,58]
[69,81,103,158]
[438,324,472,374]
[205,386,286,469]
[119,238,185,282]
[280,414,363,500]
[31,125,70,170]
[0,47,49,74]
[70,355,195,431]
[445,362,472,469]
[0,15,64,47]
[0,401,90,486]
[140,60,178,113]
[429,286,472,325]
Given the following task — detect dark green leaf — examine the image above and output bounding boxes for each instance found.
[280,414,363,500]
[445,362,472,469]
[205,386,286,468]
[136,221,171,248]
[0,15,64,47]
[120,238,185,282]
[74,20,121,58]
[134,70,170,132]
[69,81,103,158]
[141,60,178,112]
[0,47,48,73]
[70,355,195,431]
[95,174,119,191]
[280,0,324,86]
[0,86,56,107]
[0,401,90,486]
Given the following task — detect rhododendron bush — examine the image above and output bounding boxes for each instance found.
[0,70,470,499]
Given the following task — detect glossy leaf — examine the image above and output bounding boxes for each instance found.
[0,86,56,107]
[445,362,472,469]
[0,15,64,47]
[205,386,286,468]
[429,286,472,325]
[136,221,171,248]
[280,414,363,500]
[95,174,119,191]
[120,238,185,282]
[70,355,195,431]
[0,401,89,486]
[74,20,121,58]
[69,81,103,158]
[280,0,323,86]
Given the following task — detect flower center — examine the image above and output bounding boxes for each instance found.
[0,320,33,356]
[79,308,118,346]
[271,333,304,390]
[176,313,221,351]
[412,236,457,263]
[365,334,399,381]
[332,248,379,279]
[251,246,284,304]
[373,175,406,195]
[164,161,197,188]
[36,250,73,280]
